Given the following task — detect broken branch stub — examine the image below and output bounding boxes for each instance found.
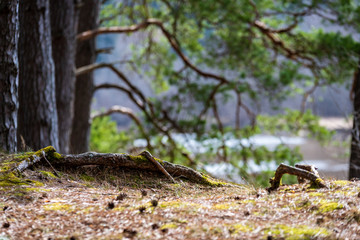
[294,164,320,184]
[139,150,176,183]
[267,163,327,192]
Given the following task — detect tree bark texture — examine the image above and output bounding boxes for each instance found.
[349,57,360,179]
[50,0,78,154]
[0,0,19,152]
[70,0,100,153]
[18,0,59,151]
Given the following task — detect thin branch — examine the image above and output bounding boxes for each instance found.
[235,92,241,130]
[77,19,160,41]
[300,81,319,113]
[91,67,181,161]
[91,105,152,151]
[212,98,227,161]
[198,83,224,121]
[253,20,316,67]
[96,47,114,55]
[77,18,230,84]
[91,105,141,127]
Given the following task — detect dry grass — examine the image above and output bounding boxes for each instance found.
[1,166,360,239]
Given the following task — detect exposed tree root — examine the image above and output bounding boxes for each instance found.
[0,146,226,186]
[267,163,327,192]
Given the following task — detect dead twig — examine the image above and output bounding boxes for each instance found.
[139,151,176,183]
[267,163,327,192]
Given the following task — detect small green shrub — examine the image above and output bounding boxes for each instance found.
[90,116,132,153]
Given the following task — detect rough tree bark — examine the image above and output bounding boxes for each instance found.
[349,57,360,179]
[70,0,100,153]
[18,0,59,151]
[0,0,19,152]
[50,0,79,154]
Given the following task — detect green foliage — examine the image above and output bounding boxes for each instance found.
[97,0,357,186]
[258,109,334,144]
[90,116,133,153]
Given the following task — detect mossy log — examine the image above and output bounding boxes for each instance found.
[267,163,327,192]
[1,146,225,186]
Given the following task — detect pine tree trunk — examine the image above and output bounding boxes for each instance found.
[70,0,100,153]
[50,0,78,154]
[18,0,59,151]
[349,58,360,179]
[0,0,19,153]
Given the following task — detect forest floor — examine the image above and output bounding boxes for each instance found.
[0,165,360,240]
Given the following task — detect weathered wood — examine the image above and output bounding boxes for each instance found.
[267,163,327,192]
[294,164,319,184]
[139,151,176,183]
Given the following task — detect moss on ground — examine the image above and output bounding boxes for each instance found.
[266,224,331,239]
[39,170,58,179]
[43,202,73,211]
[79,174,95,182]
[317,200,344,213]
[160,223,178,230]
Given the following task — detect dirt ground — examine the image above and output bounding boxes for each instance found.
[1,166,360,240]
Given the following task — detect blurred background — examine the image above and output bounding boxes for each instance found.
[86,1,360,186]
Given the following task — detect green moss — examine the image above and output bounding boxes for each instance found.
[332,180,350,186]
[266,224,331,240]
[317,201,343,213]
[308,192,324,198]
[43,202,73,211]
[27,179,44,186]
[0,161,16,173]
[15,146,57,161]
[108,175,117,181]
[200,173,228,186]
[0,172,43,187]
[80,174,95,182]
[39,170,58,179]
[128,154,164,165]
[23,187,51,192]
[309,178,325,189]
[159,200,201,211]
[160,223,178,230]
[239,199,256,204]
[212,203,238,210]
[228,224,253,234]
[0,175,28,187]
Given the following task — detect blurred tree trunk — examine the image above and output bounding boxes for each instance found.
[349,58,360,179]
[18,0,59,151]
[70,0,100,153]
[0,0,19,153]
[50,0,79,153]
